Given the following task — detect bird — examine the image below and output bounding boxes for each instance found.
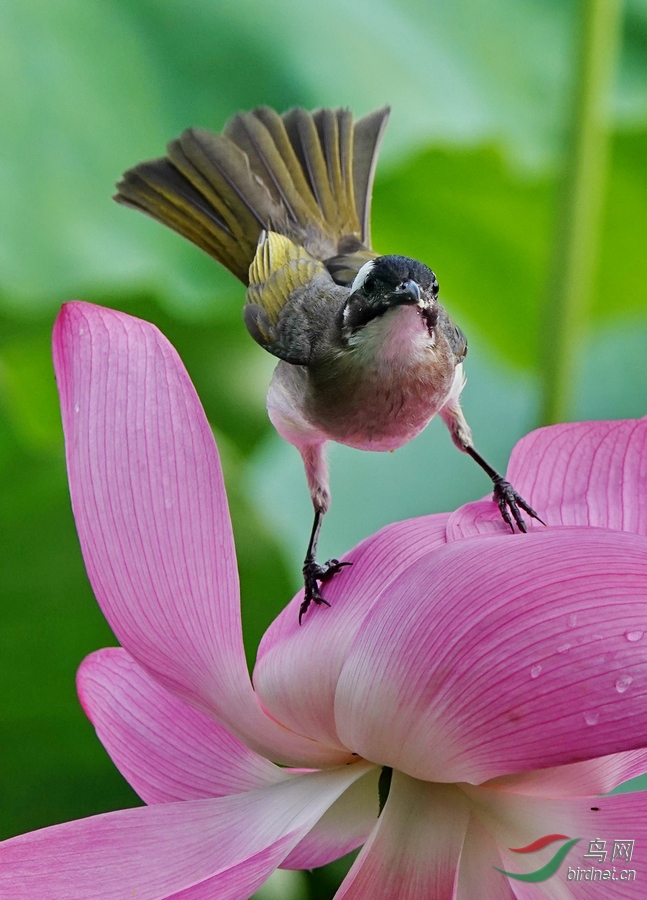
[115,104,542,622]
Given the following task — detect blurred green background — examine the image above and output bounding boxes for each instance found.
[1,0,646,896]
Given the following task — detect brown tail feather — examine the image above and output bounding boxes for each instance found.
[114,105,390,286]
[224,109,323,230]
[351,107,390,246]
[116,159,246,277]
[312,108,358,237]
[282,108,350,236]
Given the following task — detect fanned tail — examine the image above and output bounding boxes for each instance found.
[115,105,390,286]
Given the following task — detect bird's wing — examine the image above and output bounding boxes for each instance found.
[244,231,342,365]
[438,306,468,362]
[323,241,380,287]
[115,105,390,286]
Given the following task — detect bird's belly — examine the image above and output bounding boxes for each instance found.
[309,361,455,452]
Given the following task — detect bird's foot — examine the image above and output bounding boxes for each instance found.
[492,478,545,533]
[299,558,352,624]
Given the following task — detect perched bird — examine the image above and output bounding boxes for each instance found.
[115,105,541,621]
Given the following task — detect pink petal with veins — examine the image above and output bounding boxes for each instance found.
[254,514,449,746]
[466,784,647,898]
[488,749,647,798]
[334,772,469,899]
[53,302,347,768]
[333,529,647,783]
[448,419,647,540]
[281,767,379,870]
[456,815,517,899]
[78,648,289,804]
[80,648,380,873]
[0,765,371,899]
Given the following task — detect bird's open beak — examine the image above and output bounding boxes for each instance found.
[390,279,422,306]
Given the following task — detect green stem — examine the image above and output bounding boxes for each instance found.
[539,0,623,425]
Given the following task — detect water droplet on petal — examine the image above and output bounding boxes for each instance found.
[79,327,85,335]
[625,630,644,643]
[591,634,604,641]
[530,664,542,679]
[583,711,599,726]
[557,643,572,654]
[74,402,80,413]
[615,675,634,694]
[568,614,577,628]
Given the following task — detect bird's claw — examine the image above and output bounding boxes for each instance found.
[318,558,352,583]
[492,478,545,534]
[299,558,352,624]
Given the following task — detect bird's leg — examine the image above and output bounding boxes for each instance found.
[300,508,351,624]
[440,398,544,534]
[298,442,351,623]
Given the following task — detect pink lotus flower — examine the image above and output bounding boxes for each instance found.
[1,300,647,898]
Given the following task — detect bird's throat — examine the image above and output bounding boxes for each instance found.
[352,304,433,370]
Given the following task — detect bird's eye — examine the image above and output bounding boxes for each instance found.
[363,274,376,293]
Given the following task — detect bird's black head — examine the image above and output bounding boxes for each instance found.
[342,255,439,333]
